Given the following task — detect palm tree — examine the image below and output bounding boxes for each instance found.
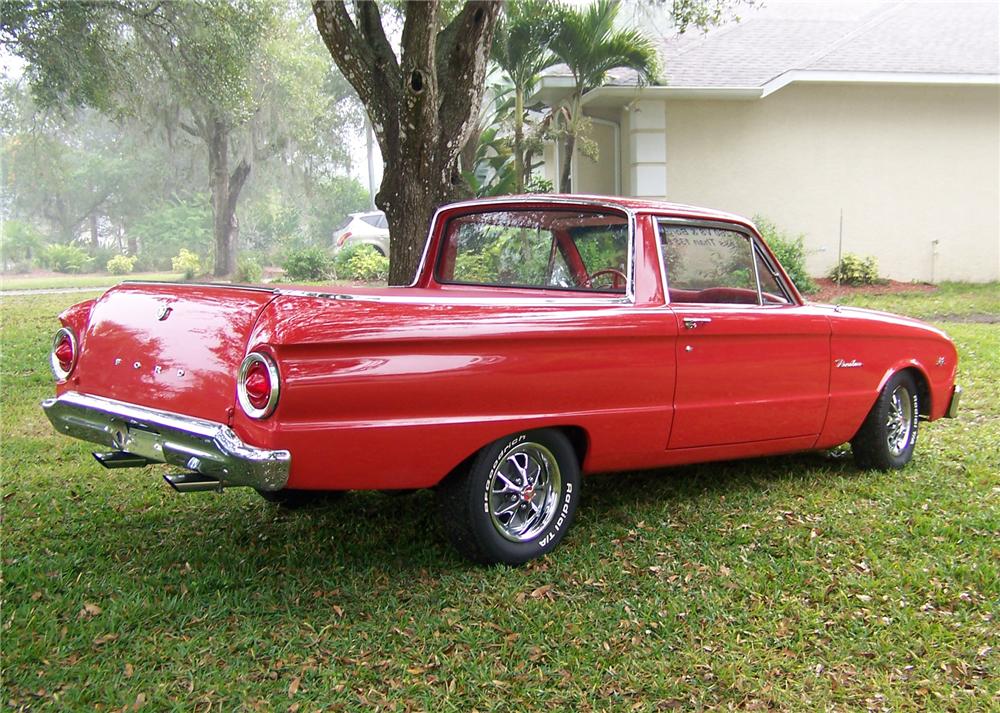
[549,0,660,192]
[491,0,562,193]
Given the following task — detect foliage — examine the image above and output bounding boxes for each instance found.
[524,176,554,194]
[0,219,44,266]
[105,254,137,275]
[4,0,360,277]
[344,245,390,282]
[130,199,213,271]
[753,215,818,294]
[171,248,201,280]
[332,243,368,279]
[282,246,332,282]
[548,0,660,191]
[490,0,562,192]
[830,253,880,286]
[304,177,371,247]
[1,288,997,710]
[40,243,94,273]
[234,255,264,284]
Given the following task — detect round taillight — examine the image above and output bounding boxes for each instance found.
[237,352,280,418]
[50,327,78,381]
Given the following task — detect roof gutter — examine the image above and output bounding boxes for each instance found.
[532,71,999,107]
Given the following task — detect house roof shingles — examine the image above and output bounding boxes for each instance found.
[588,1,1000,89]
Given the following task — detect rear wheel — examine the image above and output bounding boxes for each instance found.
[436,429,580,565]
[852,371,920,470]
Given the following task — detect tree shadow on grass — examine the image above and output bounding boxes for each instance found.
[22,448,864,602]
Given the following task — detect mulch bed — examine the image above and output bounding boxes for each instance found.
[810,278,937,302]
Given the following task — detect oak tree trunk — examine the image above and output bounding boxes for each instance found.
[207,118,250,278]
[89,213,100,249]
[313,0,501,286]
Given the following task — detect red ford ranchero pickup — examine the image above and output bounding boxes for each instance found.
[43,195,961,564]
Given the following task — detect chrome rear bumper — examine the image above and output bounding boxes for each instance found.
[42,392,290,491]
[945,384,962,419]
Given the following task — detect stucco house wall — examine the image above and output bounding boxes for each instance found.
[563,82,1000,282]
[657,83,1000,283]
[538,1,1000,283]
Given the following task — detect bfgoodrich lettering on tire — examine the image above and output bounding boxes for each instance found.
[436,429,580,565]
[852,370,920,470]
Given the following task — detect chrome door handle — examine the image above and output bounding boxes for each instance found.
[683,317,712,329]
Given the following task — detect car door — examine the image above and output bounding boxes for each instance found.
[659,219,831,450]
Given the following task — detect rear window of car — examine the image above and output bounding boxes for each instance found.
[436,209,629,293]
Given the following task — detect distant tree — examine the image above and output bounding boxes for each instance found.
[549,0,659,193]
[4,0,357,277]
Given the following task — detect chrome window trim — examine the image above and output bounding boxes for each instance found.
[122,280,278,294]
[276,289,632,308]
[237,352,280,419]
[50,327,78,382]
[655,217,798,307]
[411,197,640,300]
[751,243,795,305]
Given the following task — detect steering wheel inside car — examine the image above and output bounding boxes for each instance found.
[585,268,627,290]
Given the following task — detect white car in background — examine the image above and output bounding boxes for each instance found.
[332,211,390,256]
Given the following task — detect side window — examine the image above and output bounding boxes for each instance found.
[755,249,792,304]
[660,224,759,305]
[377,214,389,229]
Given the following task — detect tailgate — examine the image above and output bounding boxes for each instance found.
[69,283,277,423]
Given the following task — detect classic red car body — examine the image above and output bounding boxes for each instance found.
[44,196,960,560]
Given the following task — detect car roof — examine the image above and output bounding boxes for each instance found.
[440,194,753,227]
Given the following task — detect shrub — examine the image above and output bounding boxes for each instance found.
[753,216,817,294]
[345,245,390,282]
[525,176,554,194]
[42,244,94,273]
[830,253,880,286]
[332,243,372,279]
[172,248,201,280]
[235,255,264,284]
[283,247,331,281]
[106,254,138,275]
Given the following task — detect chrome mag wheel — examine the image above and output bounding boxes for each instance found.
[487,442,562,543]
[886,384,915,457]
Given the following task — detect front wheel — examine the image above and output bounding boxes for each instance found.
[852,371,920,470]
[436,429,580,565]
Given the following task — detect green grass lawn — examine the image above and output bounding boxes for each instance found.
[0,272,182,292]
[2,288,997,710]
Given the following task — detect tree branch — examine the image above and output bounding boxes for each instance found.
[435,1,502,158]
[178,121,201,138]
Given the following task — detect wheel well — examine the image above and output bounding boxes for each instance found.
[901,366,932,418]
[558,426,589,469]
[437,425,591,487]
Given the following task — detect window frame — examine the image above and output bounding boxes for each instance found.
[656,217,795,307]
[434,207,635,299]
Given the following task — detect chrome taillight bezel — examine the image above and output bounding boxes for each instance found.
[50,327,79,382]
[237,351,280,419]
